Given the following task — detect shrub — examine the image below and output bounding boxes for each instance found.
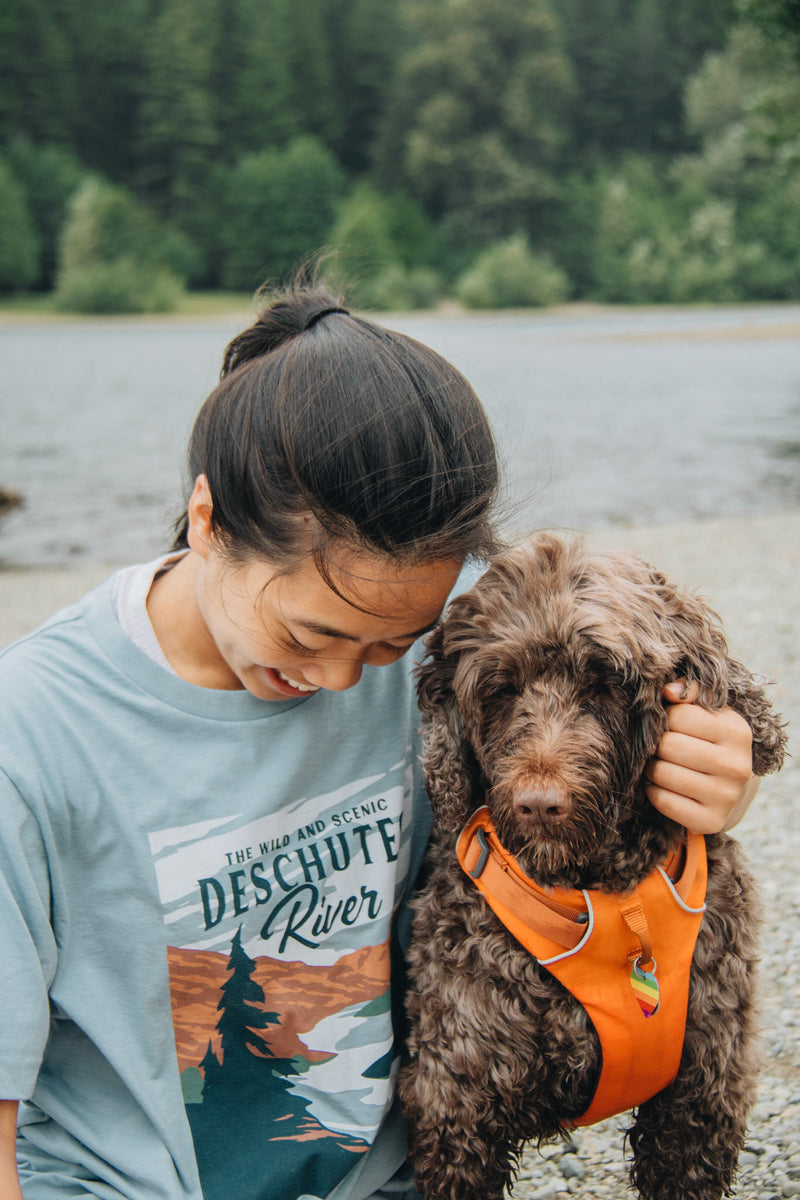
[328,183,398,292]
[55,177,185,313]
[56,258,182,314]
[456,235,569,309]
[7,138,82,288]
[328,184,443,308]
[0,155,40,291]
[358,264,443,311]
[219,137,344,290]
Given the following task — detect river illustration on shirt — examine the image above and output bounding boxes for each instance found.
[148,767,413,1200]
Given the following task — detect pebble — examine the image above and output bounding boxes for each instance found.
[508,514,800,1198]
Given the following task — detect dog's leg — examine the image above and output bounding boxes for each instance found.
[398,922,523,1197]
[401,1069,518,1200]
[398,858,584,1199]
[627,837,760,1200]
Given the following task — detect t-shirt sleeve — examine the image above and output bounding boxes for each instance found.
[0,768,58,1099]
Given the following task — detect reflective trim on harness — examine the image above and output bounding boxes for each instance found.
[456,807,707,1126]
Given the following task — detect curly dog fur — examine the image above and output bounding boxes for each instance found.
[398,533,787,1200]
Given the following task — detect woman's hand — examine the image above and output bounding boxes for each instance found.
[645,680,758,835]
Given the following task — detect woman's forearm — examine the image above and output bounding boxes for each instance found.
[0,1100,22,1200]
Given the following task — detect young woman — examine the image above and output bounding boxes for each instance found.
[0,285,755,1200]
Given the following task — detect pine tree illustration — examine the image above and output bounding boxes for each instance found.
[199,926,306,1114]
[188,927,372,1199]
[216,926,279,1071]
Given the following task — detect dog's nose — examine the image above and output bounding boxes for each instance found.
[513,787,571,825]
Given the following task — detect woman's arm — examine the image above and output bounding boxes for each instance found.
[645,681,757,835]
[0,1100,22,1200]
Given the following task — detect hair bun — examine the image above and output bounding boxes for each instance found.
[221,285,347,376]
[301,306,350,332]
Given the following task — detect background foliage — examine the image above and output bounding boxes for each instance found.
[1,0,798,309]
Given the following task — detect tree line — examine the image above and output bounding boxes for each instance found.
[1,0,799,310]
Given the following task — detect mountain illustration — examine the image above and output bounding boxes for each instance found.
[168,938,390,1073]
[180,929,372,1200]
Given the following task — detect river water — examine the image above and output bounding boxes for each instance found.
[1,304,799,568]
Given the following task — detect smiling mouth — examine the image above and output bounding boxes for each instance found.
[270,669,320,695]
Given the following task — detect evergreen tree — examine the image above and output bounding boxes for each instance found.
[324,0,408,173]
[219,137,344,289]
[196,927,309,1118]
[738,0,800,58]
[272,0,340,149]
[558,0,738,159]
[208,0,300,155]
[0,155,40,291]
[0,0,77,148]
[137,0,218,218]
[58,0,149,185]
[376,0,575,252]
[8,138,82,288]
[214,928,284,1070]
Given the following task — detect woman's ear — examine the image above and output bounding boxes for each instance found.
[187,475,214,558]
[416,626,475,832]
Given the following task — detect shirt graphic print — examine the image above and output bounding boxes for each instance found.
[148,768,413,1200]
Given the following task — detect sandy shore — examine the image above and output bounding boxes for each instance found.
[1,510,798,1198]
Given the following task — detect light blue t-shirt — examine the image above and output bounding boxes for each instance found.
[0,567,448,1200]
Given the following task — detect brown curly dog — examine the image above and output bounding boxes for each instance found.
[398,533,787,1200]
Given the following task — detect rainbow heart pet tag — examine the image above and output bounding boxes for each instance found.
[630,958,660,1018]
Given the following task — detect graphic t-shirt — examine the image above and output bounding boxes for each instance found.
[0,568,439,1200]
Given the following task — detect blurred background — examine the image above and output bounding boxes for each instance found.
[1,0,799,570]
[1,0,800,313]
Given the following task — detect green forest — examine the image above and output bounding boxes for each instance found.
[2,0,799,311]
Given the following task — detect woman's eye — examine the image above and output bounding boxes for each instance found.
[381,643,412,658]
[284,632,317,654]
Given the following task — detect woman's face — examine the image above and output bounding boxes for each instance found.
[195,549,461,701]
[186,479,462,702]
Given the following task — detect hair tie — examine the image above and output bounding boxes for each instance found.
[301,305,349,332]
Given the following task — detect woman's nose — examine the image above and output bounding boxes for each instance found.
[305,658,364,692]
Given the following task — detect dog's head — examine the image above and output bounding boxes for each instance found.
[417,533,786,887]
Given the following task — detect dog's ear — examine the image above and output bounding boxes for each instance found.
[655,572,787,775]
[416,625,475,832]
[725,659,788,776]
[652,578,732,709]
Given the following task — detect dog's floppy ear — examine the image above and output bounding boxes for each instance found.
[652,576,732,709]
[726,659,788,776]
[416,625,475,832]
[655,572,787,776]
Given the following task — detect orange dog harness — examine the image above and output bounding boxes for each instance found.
[456,807,707,1125]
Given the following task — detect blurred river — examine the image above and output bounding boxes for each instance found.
[1,304,799,568]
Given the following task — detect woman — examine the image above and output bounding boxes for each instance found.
[0,284,754,1200]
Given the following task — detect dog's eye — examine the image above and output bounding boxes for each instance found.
[485,676,519,703]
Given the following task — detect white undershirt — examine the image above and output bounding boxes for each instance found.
[111,553,186,676]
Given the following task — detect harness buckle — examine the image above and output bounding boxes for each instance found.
[469,827,491,879]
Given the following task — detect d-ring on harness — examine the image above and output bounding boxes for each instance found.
[456,807,708,1126]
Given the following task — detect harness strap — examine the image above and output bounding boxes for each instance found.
[456,807,709,1127]
[618,899,654,969]
[458,819,587,951]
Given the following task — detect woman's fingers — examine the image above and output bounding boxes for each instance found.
[646,681,754,834]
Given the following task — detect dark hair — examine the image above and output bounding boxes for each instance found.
[173,281,501,573]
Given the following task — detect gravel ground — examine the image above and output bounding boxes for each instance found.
[0,509,797,1199]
